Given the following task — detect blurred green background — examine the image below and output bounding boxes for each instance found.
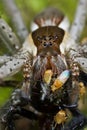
[0,0,87,129]
[0,0,79,29]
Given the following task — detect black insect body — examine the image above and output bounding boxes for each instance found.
[0,8,87,130]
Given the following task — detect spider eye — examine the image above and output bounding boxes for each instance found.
[43,42,47,47]
[49,42,52,46]
[43,42,53,47]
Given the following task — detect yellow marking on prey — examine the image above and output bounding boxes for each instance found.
[79,82,86,97]
[54,110,67,125]
[51,79,63,92]
[43,69,53,84]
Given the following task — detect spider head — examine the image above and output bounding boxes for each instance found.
[32,26,65,57]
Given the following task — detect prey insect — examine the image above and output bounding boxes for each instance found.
[0,5,87,130]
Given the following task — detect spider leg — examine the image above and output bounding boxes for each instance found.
[66,39,87,76]
[0,49,33,80]
[0,32,37,80]
[0,18,21,53]
[0,55,14,64]
[2,0,28,42]
[69,0,87,42]
[0,56,24,80]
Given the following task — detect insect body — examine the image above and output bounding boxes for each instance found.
[0,7,87,130]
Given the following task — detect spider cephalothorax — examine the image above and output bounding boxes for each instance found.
[32,26,66,80]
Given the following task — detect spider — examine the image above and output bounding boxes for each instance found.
[0,1,87,130]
